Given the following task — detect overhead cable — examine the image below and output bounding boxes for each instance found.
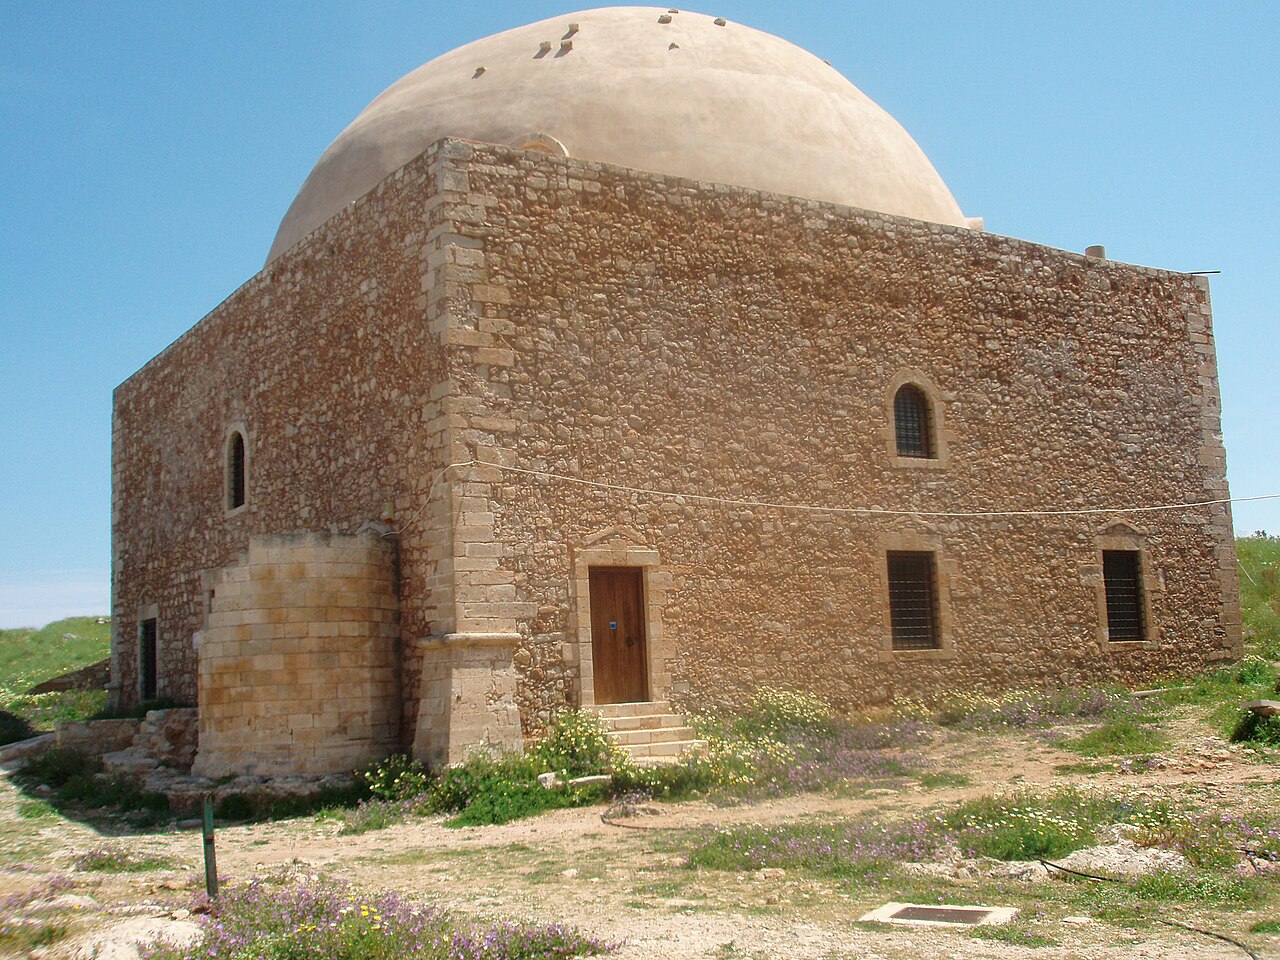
[421,459,1274,521]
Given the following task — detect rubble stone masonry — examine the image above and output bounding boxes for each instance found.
[111,150,451,720]
[112,138,1240,772]
[432,141,1240,722]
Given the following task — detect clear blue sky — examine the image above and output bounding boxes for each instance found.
[1,2,1276,628]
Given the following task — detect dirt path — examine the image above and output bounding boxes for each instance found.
[2,712,1277,959]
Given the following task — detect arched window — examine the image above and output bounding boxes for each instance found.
[893,385,933,458]
[226,431,246,510]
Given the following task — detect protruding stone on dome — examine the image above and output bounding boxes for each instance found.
[266,6,972,262]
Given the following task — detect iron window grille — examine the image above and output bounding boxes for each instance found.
[888,551,940,650]
[1103,550,1145,641]
[894,385,933,458]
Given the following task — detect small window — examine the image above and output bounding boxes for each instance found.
[887,551,940,650]
[1103,550,1145,641]
[894,385,933,458]
[139,618,158,700]
[226,431,246,510]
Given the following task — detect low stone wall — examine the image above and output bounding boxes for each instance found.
[55,718,140,756]
[31,658,110,694]
[193,531,401,778]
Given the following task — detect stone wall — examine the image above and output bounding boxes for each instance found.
[102,708,199,777]
[112,137,1240,769]
[130,708,199,770]
[55,718,140,757]
[192,532,400,777]
[110,149,453,720]
[426,141,1240,723]
[32,658,110,694]
[411,635,523,766]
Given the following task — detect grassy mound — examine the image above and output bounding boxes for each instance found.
[0,617,111,686]
[0,616,110,743]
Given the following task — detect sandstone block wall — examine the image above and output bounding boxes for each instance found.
[192,532,400,777]
[412,635,523,766]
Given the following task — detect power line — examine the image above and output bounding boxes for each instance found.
[405,459,1275,522]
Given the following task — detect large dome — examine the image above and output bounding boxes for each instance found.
[267,6,971,262]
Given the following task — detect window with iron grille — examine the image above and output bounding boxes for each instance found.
[227,431,246,510]
[894,385,933,458]
[1103,550,1145,641]
[887,551,940,650]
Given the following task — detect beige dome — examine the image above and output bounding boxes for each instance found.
[267,6,970,262]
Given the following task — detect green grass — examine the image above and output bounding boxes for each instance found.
[1230,711,1280,747]
[1053,760,1118,775]
[1064,719,1168,757]
[16,799,57,820]
[1251,919,1280,933]
[943,788,1138,861]
[1129,869,1263,906]
[209,781,368,824]
[1163,655,1277,702]
[0,921,68,953]
[15,748,172,825]
[916,771,971,789]
[680,786,1280,926]
[1238,535,1280,661]
[74,843,176,872]
[686,786,1247,876]
[967,925,1058,947]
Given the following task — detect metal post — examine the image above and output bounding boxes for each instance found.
[201,795,218,900]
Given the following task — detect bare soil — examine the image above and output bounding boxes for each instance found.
[3,709,1278,959]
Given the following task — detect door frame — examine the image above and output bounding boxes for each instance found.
[568,529,670,708]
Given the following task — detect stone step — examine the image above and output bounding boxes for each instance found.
[604,713,689,732]
[606,726,697,747]
[625,739,708,759]
[588,699,705,761]
[590,700,671,719]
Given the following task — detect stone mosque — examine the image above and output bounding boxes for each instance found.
[109,7,1240,776]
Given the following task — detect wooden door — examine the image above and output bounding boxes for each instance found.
[589,567,649,704]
